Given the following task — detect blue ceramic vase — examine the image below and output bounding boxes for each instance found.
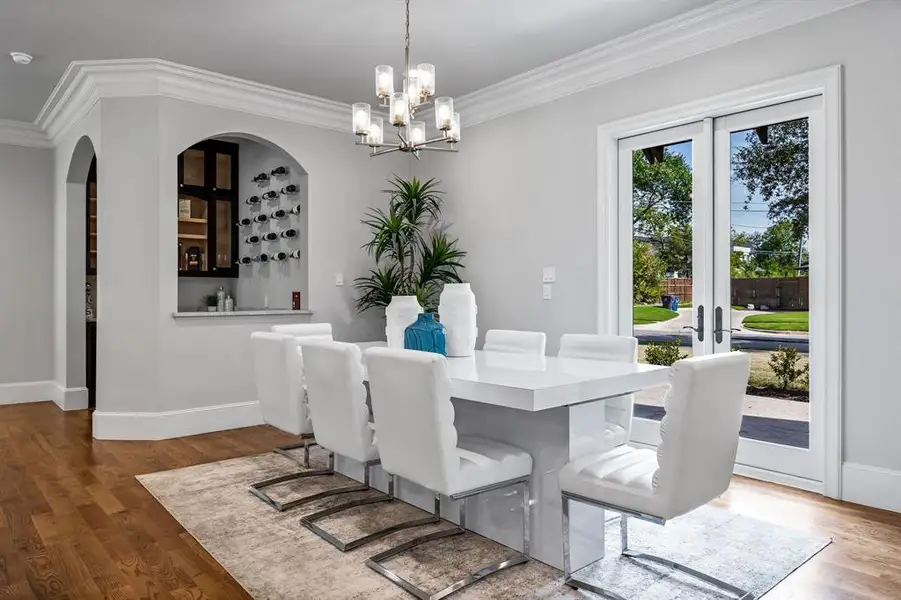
[404,313,447,356]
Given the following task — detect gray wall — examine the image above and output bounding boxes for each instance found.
[236,139,309,309]
[419,1,901,472]
[0,143,54,384]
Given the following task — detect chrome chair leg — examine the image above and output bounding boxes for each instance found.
[366,476,531,600]
[272,433,317,468]
[248,451,368,512]
[561,493,755,600]
[301,469,439,552]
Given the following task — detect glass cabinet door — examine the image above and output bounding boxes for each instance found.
[178,194,209,273]
[177,140,238,277]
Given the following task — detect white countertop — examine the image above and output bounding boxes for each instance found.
[354,343,670,412]
[173,309,313,319]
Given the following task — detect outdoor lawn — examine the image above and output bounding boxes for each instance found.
[742,311,809,332]
[633,305,679,325]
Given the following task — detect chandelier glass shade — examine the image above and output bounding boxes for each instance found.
[351,0,459,158]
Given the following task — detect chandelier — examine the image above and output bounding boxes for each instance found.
[351,0,460,158]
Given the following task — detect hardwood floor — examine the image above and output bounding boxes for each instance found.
[1,402,899,599]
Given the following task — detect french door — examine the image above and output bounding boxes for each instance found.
[618,96,824,486]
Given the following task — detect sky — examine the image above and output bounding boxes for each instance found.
[667,134,772,235]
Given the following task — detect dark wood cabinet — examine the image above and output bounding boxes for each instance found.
[177,140,240,278]
[86,321,96,409]
[86,158,97,275]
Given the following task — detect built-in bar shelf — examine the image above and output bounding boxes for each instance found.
[90,250,97,254]
[178,217,208,224]
[90,233,97,237]
[178,233,208,240]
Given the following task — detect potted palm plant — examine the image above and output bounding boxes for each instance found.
[354,176,466,344]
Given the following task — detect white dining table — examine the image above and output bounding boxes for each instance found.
[339,341,670,571]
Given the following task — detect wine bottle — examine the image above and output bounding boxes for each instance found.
[245,195,261,205]
[252,172,270,183]
[237,217,252,227]
[262,190,279,201]
[270,208,287,220]
[237,256,253,265]
[255,253,270,263]
[272,251,288,261]
[289,204,302,215]
[280,228,298,239]
[253,213,268,223]
[261,232,278,242]
[289,250,302,259]
[280,184,299,195]
[244,235,260,244]
[270,166,289,176]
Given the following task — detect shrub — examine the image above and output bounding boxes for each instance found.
[768,346,809,390]
[644,341,688,366]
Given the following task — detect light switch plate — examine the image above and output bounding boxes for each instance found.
[542,266,556,283]
[542,284,553,300]
[334,273,344,286]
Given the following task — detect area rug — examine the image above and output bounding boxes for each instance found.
[137,449,830,599]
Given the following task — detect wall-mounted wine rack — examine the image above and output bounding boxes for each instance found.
[239,164,303,266]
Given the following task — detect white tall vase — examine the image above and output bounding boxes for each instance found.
[439,283,478,357]
[385,295,423,348]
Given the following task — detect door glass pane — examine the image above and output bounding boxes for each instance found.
[216,153,232,190]
[215,199,232,268]
[177,194,208,273]
[729,118,810,448]
[183,149,205,187]
[631,140,693,420]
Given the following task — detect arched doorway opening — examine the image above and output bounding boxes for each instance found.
[64,135,97,411]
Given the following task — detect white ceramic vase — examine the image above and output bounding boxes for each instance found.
[385,295,423,348]
[438,283,478,357]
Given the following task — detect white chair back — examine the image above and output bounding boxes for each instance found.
[483,329,546,355]
[271,323,333,340]
[250,332,311,435]
[653,352,750,516]
[366,347,459,494]
[559,334,638,438]
[302,341,375,464]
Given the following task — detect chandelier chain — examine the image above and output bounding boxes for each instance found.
[405,0,411,49]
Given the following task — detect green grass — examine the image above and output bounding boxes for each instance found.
[742,311,809,332]
[634,306,679,325]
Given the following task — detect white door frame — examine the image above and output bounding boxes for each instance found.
[596,66,843,498]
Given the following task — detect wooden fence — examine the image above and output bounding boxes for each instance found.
[663,277,809,309]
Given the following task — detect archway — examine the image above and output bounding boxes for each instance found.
[174,133,310,314]
[62,135,96,411]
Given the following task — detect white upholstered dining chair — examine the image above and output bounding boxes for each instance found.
[293,340,437,550]
[250,332,315,467]
[270,322,333,339]
[483,329,546,355]
[559,352,752,599]
[365,347,533,598]
[558,333,638,450]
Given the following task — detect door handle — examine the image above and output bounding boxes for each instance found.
[713,306,739,344]
[681,305,704,342]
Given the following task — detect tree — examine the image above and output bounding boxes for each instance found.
[751,221,807,277]
[632,148,694,277]
[632,240,665,304]
[732,119,809,273]
[632,149,692,238]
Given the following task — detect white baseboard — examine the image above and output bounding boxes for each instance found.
[842,462,901,514]
[92,400,264,441]
[52,383,89,411]
[0,380,56,405]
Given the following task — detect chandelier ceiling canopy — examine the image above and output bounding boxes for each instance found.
[351,0,459,159]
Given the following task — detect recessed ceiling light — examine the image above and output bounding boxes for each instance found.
[10,52,33,65]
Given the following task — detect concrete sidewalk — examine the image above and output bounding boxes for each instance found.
[634,308,809,349]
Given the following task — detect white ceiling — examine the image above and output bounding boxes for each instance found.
[0,0,719,123]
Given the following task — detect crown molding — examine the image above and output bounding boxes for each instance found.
[36,59,350,144]
[455,0,869,126]
[0,119,52,148]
